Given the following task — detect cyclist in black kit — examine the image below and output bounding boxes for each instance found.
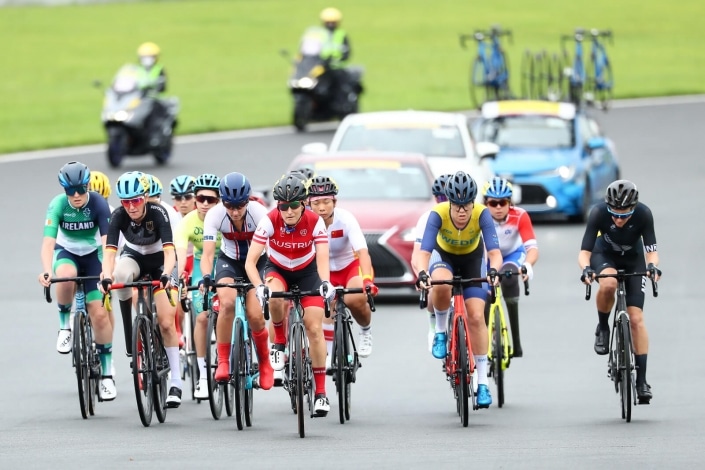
[578,180,661,403]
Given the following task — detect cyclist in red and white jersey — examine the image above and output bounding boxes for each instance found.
[308,175,378,365]
[245,173,334,416]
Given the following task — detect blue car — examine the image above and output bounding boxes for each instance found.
[473,100,620,221]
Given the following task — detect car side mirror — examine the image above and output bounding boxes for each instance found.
[475,141,500,159]
[301,142,328,154]
[586,137,606,151]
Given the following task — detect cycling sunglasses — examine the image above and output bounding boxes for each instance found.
[65,185,88,196]
[172,193,194,201]
[195,195,219,205]
[486,199,510,208]
[607,206,634,219]
[120,196,146,208]
[223,200,248,210]
[278,201,302,211]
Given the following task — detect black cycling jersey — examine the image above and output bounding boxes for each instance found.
[580,202,657,257]
[106,202,173,253]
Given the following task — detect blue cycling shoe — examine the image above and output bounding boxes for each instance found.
[477,384,492,408]
[431,332,447,359]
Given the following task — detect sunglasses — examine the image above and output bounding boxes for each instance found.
[173,193,194,201]
[434,194,448,203]
[223,200,248,210]
[486,199,510,208]
[195,195,220,205]
[65,185,88,196]
[120,196,146,208]
[278,201,302,211]
[451,203,472,213]
[607,206,634,219]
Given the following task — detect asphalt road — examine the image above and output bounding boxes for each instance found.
[2,99,704,469]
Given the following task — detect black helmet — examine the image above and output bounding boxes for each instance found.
[605,179,638,209]
[432,174,453,197]
[445,171,478,205]
[308,176,339,197]
[273,173,308,202]
[58,161,90,188]
[291,167,315,181]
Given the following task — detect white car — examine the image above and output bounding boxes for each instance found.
[301,110,498,198]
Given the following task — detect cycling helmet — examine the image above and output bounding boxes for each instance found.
[308,175,339,197]
[290,167,315,181]
[320,7,342,23]
[219,172,251,204]
[194,173,221,194]
[431,174,452,197]
[88,171,111,198]
[445,171,478,205]
[272,173,308,202]
[482,177,513,199]
[144,174,162,197]
[170,175,195,195]
[605,179,638,209]
[58,161,90,188]
[115,171,148,199]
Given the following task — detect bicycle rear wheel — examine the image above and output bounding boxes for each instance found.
[132,315,154,427]
[334,312,347,424]
[293,323,306,438]
[152,330,169,424]
[185,300,197,400]
[87,325,99,417]
[72,312,90,419]
[205,311,223,420]
[469,57,489,109]
[493,310,505,408]
[456,316,470,427]
[533,51,548,100]
[244,334,254,427]
[587,53,613,110]
[546,53,565,102]
[619,316,632,422]
[520,50,534,99]
[232,319,246,430]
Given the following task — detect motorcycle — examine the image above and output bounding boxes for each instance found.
[284,26,364,132]
[99,64,179,168]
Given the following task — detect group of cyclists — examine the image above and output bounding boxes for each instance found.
[39,158,661,418]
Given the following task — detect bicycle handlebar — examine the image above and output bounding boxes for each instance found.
[102,279,175,311]
[459,28,512,49]
[43,275,100,303]
[418,276,496,309]
[323,285,376,319]
[583,271,658,301]
[501,266,530,296]
[201,280,253,313]
[262,288,321,321]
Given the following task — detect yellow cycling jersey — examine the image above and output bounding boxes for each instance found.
[421,201,497,255]
[174,210,222,258]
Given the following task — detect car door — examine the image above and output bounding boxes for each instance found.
[578,115,610,201]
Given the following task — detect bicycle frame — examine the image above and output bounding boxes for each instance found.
[562,29,586,86]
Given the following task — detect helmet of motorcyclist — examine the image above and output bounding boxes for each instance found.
[144,174,163,198]
[272,173,308,202]
[219,172,251,205]
[482,177,513,200]
[605,179,638,209]
[116,171,149,199]
[308,175,339,198]
[320,7,342,29]
[431,174,453,197]
[58,161,91,189]
[194,173,221,195]
[89,171,111,198]
[170,175,195,196]
[137,42,160,69]
[445,171,478,205]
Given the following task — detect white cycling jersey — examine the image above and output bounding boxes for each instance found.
[203,201,268,260]
[326,207,368,272]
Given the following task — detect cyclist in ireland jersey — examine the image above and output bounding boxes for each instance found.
[38,161,116,400]
[200,172,274,391]
[308,175,377,362]
[246,173,334,416]
[416,171,502,408]
[98,171,183,408]
[481,177,538,358]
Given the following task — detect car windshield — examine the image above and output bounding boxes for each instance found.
[476,116,574,148]
[336,124,467,158]
[313,162,431,200]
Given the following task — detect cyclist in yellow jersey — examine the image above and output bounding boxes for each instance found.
[416,171,502,409]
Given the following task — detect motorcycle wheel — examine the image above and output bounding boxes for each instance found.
[153,132,173,166]
[107,126,128,168]
[293,95,312,132]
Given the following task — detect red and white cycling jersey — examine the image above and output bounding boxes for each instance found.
[203,201,269,260]
[326,207,368,272]
[252,209,328,270]
[493,206,537,255]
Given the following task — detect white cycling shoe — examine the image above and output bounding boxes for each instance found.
[56,329,72,354]
[99,377,117,401]
[194,378,209,399]
[358,331,373,358]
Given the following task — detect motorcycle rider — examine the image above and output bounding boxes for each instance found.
[136,42,169,147]
[319,8,352,112]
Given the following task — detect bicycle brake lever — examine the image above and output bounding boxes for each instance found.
[585,283,592,301]
[419,289,428,309]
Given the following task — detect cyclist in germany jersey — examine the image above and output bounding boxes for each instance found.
[481,177,538,358]
[246,173,334,417]
[579,180,661,403]
[308,175,378,364]
[417,171,502,409]
[200,172,274,391]
[39,162,115,400]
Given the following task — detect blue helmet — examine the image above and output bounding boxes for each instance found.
[445,171,478,205]
[219,172,251,204]
[170,175,195,195]
[482,177,513,199]
[115,171,149,199]
[194,173,221,194]
[431,174,452,197]
[58,161,90,188]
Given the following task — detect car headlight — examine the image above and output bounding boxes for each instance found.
[398,228,417,243]
[536,165,576,182]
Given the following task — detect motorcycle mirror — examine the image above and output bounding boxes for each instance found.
[279,49,290,58]
[92,79,103,89]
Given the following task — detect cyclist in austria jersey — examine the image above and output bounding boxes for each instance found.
[38,161,116,400]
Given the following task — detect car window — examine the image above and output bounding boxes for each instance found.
[336,124,466,158]
[475,116,574,148]
[314,163,432,200]
[577,115,595,142]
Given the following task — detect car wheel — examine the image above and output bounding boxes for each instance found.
[569,177,593,223]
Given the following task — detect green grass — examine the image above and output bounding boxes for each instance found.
[1,0,704,153]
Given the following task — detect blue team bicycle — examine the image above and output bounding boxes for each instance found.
[461,25,512,109]
[561,28,614,110]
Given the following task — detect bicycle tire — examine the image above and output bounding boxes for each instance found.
[132,315,154,427]
[335,309,347,424]
[469,56,489,110]
[205,311,223,420]
[344,314,354,421]
[224,373,235,417]
[232,319,246,430]
[72,312,90,419]
[619,315,632,422]
[456,316,470,427]
[520,50,534,99]
[588,53,613,111]
[493,309,505,408]
[244,334,254,427]
[546,52,565,102]
[87,321,98,417]
[293,322,306,438]
[152,330,168,424]
[494,48,511,100]
[186,301,197,400]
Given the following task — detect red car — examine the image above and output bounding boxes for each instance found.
[287,152,437,288]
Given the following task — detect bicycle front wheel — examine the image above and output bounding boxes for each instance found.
[232,319,246,430]
[469,57,489,109]
[72,312,90,419]
[293,323,306,438]
[152,331,169,424]
[520,50,534,99]
[205,311,223,420]
[132,315,154,427]
[244,333,254,427]
[334,312,348,424]
[492,309,505,408]
[456,316,470,427]
[619,316,632,422]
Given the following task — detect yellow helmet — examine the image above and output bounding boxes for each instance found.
[320,7,342,23]
[137,42,160,57]
[89,171,111,198]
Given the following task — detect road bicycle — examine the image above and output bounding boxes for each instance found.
[584,270,657,422]
[520,49,565,102]
[104,278,174,427]
[486,268,529,408]
[326,285,375,424]
[461,25,512,109]
[560,28,590,107]
[44,275,102,419]
[420,275,495,427]
[262,285,323,438]
[585,29,614,110]
[203,291,227,420]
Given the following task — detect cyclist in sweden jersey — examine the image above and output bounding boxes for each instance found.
[38,162,116,400]
[579,179,661,404]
